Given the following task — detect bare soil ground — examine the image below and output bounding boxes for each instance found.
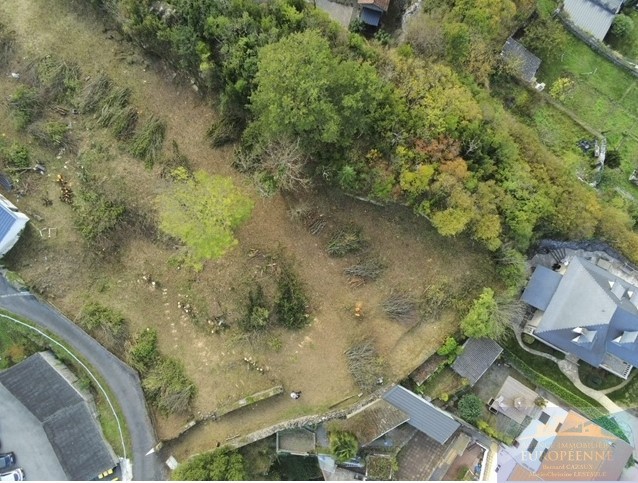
[0,0,498,459]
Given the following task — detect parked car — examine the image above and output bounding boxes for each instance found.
[0,454,14,471]
[0,469,23,482]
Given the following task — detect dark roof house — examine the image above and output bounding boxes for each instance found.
[451,338,503,385]
[0,352,118,481]
[337,399,409,447]
[358,0,390,27]
[522,256,638,378]
[383,385,460,444]
[501,38,542,84]
[0,194,28,257]
[563,0,625,41]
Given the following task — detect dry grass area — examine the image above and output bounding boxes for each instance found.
[0,0,498,459]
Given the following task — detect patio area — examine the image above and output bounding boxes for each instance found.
[442,443,485,481]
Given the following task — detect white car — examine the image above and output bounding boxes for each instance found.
[0,469,23,481]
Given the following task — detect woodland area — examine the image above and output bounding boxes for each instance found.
[90,0,638,279]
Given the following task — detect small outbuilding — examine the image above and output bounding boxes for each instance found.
[562,0,624,41]
[501,38,542,84]
[358,0,390,27]
[451,338,503,386]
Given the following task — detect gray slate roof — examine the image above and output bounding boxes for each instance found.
[563,0,624,40]
[339,399,409,446]
[0,353,118,480]
[521,265,563,311]
[451,338,503,385]
[502,38,541,83]
[527,257,638,368]
[383,386,460,444]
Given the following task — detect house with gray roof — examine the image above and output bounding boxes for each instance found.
[522,256,638,378]
[0,352,118,481]
[562,0,625,41]
[383,385,460,444]
[452,338,503,386]
[0,194,28,257]
[501,38,542,84]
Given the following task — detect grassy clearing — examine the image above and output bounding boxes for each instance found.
[521,23,638,190]
[0,0,500,455]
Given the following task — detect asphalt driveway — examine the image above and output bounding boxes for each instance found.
[0,273,165,481]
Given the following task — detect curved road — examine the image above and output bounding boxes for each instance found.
[0,274,165,481]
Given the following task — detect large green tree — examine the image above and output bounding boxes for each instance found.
[158,171,254,268]
[172,447,246,481]
[458,394,483,424]
[245,29,397,159]
[461,287,525,341]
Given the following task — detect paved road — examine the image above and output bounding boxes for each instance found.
[0,274,165,481]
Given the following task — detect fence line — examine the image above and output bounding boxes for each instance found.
[557,13,638,79]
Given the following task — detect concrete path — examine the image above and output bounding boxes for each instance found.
[0,273,165,480]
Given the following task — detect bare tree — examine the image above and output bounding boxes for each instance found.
[257,137,312,193]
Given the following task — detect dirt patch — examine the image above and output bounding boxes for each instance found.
[0,0,498,459]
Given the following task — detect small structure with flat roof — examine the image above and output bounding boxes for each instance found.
[452,338,503,386]
[383,385,460,444]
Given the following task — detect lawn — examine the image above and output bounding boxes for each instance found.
[521,333,566,360]
[578,361,624,391]
[608,372,638,407]
[503,12,638,198]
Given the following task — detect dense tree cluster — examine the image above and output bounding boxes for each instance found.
[93,0,638,267]
[171,447,246,481]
